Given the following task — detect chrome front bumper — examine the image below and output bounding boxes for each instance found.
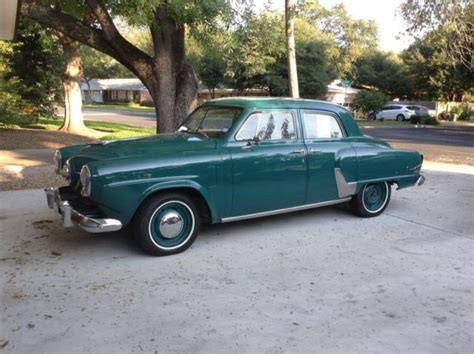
[44,187,122,233]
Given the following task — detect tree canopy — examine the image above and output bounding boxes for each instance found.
[1,20,62,117]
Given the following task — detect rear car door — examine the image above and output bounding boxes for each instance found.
[302,110,355,203]
[227,110,307,216]
[377,106,391,119]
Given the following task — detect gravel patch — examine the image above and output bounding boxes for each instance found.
[0,128,98,150]
[0,128,99,191]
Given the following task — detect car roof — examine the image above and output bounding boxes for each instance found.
[203,97,350,113]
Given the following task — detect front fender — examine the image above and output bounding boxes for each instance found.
[139,179,218,222]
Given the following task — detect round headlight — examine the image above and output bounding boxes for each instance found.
[60,160,71,180]
[80,165,91,197]
[53,150,62,174]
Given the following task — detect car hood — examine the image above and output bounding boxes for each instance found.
[69,132,217,162]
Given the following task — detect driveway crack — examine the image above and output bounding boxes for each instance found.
[385,213,471,239]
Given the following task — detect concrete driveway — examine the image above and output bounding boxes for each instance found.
[1,170,472,353]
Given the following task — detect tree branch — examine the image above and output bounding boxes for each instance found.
[85,0,123,41]
[21,0,154,81]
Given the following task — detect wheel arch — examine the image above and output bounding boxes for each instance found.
[135,182,215,225]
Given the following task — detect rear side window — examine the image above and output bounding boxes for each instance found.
[382,106,391,110]
[236,111,297,141]
[302,112,343,139]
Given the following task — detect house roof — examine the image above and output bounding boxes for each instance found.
[81,78,361,95]
[81,78,145,91]
[327,80,360,94]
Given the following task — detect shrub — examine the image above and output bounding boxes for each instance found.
[352,90,390,117]
[458,107,472,121]
[411,115,440,125]
[450,105,464,117]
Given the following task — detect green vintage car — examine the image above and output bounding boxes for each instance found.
[46,98,424,256]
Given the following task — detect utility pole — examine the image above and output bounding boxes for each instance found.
[285,0,299,98]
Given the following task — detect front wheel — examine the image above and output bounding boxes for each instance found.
[133,193,200,256]
[350,182,391,217]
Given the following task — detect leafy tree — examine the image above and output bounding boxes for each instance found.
[352,90,389,116]
[352,51,412,99]
[227,11,285,91]
[401,35,473,101]
[187,30,228,98]
[265,40,337,98]
[21,0,237,133]
[400,0,473,70]
[297,0,379,78]
[2,20,62,118]
[227,11,336,98]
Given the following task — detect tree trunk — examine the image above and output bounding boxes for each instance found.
[148,9,198,133]
[57,34,87,133]
[21,0,198,134]
[285,0,299,98]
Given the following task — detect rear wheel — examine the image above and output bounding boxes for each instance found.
[368,113,376,120]
[396,114,405,121]
[350,182,391,217]
[133,193,200,256]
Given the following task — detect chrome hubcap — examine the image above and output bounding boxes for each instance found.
[158,211,183,239]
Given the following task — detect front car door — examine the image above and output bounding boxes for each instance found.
[227,110,307,217]
[301,110,357,203]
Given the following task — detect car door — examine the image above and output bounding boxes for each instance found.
[377,106,390,119]
[391,105,402,119]
[301,110,355,203]
[227,110,307,216]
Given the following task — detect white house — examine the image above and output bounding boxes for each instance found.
[81,78,360,106]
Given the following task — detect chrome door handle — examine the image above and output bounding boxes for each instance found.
[309,148,322,154]
[290,149,305,155]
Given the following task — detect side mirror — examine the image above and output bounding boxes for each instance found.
[242,136,260,150]
[246,136,260,146]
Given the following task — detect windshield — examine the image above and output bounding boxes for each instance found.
[178,106,242,138]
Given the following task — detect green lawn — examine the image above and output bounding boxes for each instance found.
[356,119,413,128]
[0,114,154,140]
[83,103,155,112]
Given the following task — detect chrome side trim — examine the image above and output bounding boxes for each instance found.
[221,197,351,223]
[334,168,357,198]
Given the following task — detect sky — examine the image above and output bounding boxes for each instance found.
[257,0,413,52]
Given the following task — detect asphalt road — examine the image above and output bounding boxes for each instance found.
[0,170,473,353]
[362,125,474,166]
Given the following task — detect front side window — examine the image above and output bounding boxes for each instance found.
[179,106,242,138]
[236,111,297,141]
[302,112,343,139]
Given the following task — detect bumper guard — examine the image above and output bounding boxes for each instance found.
[44,187,122,233]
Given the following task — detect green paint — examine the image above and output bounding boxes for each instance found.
[56,98,423,226]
